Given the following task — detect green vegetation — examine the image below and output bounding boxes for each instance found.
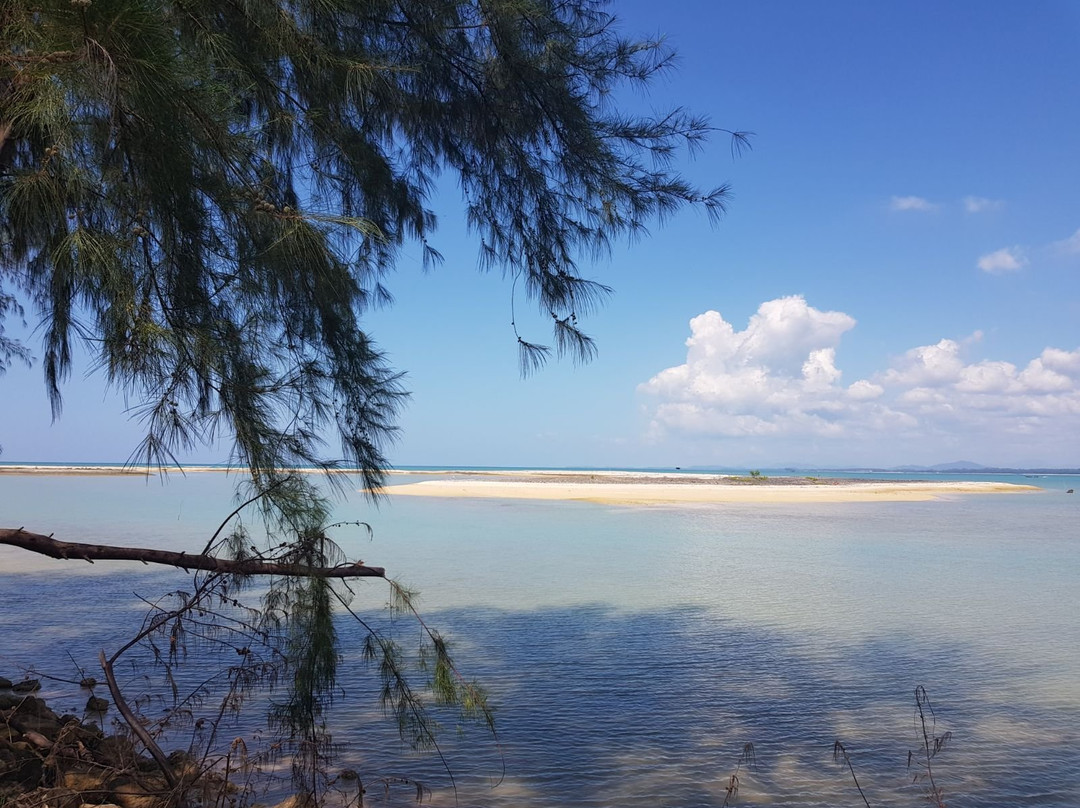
[729,470,769,483]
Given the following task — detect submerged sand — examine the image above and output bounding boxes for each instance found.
[383,470,1038,505]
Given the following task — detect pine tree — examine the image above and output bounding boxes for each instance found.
[1,0,741,801]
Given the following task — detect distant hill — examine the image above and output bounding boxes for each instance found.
[684,462,1079,474]
[893,461,988,472]
[828,464,1080,474]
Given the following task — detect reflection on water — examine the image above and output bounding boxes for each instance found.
[1,473,1078,807]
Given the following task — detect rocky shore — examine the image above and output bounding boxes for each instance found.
[0,678,195,808]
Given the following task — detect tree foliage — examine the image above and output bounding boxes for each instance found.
[1,0,739,479]
[1,0,739,801]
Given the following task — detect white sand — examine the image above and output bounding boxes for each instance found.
[0,465,1039,504]
[384,475,1038,505]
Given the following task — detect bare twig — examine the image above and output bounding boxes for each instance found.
[833,740,872,808]
[910,685,950,808]
[721,742,755,807]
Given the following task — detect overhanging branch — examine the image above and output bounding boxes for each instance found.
[0,528,385,577]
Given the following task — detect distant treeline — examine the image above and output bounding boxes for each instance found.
[811,467,1080,475]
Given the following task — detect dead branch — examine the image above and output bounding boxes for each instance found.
[0,528,385,577]
[99,649,179,790]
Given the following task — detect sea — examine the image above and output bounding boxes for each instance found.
[0,467,1077,808]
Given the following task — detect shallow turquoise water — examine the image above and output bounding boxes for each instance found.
[1,471,1078,806]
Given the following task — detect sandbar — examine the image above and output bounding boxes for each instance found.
[384,470,1038,505]
[0,464,229,476]
[0,464,350,476]
[0,465,1041,503]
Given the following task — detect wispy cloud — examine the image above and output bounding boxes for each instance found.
[639,297,1080,463]
[963,195,1004,213]
[890,195,937,212]
[977,247,1027,274]
[1051,227,1080,256]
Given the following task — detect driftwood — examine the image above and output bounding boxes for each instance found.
[0,528,385,578]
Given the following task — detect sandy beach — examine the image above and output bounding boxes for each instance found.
[383,470,1038,504]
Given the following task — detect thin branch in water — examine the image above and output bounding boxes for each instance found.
[833,740,872,808]
[909,685,950,808]
[329,586,460,804]
[720,741,755,807]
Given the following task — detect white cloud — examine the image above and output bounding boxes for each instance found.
[847,380,884,400]
[963,196,1004,213]
[639,297,1080,463]
[1038,347,1080,375]
[1051,227,1080,256]
[890,195,937,212]
[977,247,1027,274]
[640,297,885,438]
[881,339,965,387]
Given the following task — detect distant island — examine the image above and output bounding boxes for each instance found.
[687,461,1080,475]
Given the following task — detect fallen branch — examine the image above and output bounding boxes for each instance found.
[0,528,385,577]
[99,649,178,790]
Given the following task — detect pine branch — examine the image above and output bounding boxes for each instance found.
[0,528,385,577]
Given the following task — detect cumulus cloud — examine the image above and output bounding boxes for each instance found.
[881,339,965,387]
[639,297,1080,461]
[977,247,1027,274]
[640,297,879,438]
[890,195,937,212]
[963,196,1004,213]
[847,380,884,400]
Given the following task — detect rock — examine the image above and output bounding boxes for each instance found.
[85,696,109,713]
[11,786,83,808]
[0,742,21,777]
[95,736,139,769]
[62,769,113,799]
[9,711,61,739]
[267,796,307,808]
[0,741,42,785]
[165,750,202,785]
[0,676,12,689]
[11,680,41,693]
[111,778,166,808]
[8,699,61,737]
[76,722,104,743]
[0,694,52,716]
[22,731,51,750]
[134,756,162,774]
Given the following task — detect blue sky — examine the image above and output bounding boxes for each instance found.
[3,1,1079,468]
